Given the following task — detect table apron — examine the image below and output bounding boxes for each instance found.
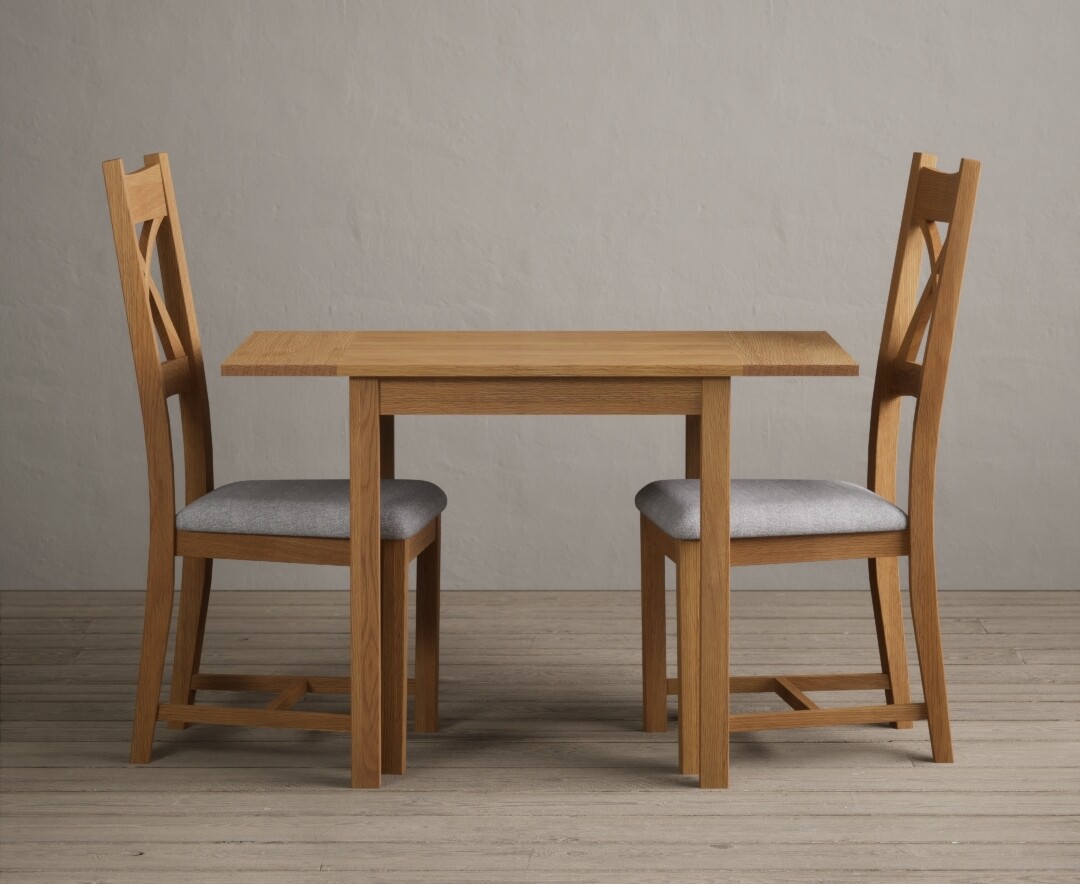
[376,377,704,415]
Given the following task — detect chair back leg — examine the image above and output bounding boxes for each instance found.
[414,516,442,733]
[640,516,668,732]
[908,531,954,761]
[868,556,914,729]
[169,556,213,728]
[130,535,176,763]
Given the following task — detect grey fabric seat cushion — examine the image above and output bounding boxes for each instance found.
[176,479,447,541]
[635,479,907,541]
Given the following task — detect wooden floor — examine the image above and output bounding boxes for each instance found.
[1,589,1078,882]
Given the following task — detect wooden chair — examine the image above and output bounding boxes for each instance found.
[637,153,980,774]
[103,152,445,776]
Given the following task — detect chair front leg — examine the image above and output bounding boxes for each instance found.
[381,538,411,775]
[168,556,213,728]
[868,555,913,729]
[640,516,668,732]
[675,540,701,775]
[414,516,441,733]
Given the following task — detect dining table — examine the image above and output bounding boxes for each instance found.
[221,330,858,788]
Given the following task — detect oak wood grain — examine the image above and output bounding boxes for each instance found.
[381,539,410,775]
[221,330,354,376]
[775,675,819,711]
[379,378,703,414]
[639,516,667,733]
[350,378,382,787]
[222,330,857,378]
[698,377,731,788]
[675,540,701,775]
[730,702,928,733]
[175,531,351,566]
[414,517,441,733]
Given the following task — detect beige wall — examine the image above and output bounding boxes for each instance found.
[2,1,1078,590]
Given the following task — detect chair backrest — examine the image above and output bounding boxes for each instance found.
[103,153,213,535]
[868,152,980,526]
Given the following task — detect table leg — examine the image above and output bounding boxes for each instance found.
[350,378,382,788]
[698,378,731,788]
[674,413,702,771]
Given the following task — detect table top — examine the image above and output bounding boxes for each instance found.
[221,331,858,378]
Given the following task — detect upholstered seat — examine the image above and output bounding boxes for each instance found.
[635,478,908,541]
[176,479,448,541]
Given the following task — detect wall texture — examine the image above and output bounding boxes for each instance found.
[2,0,1077,591]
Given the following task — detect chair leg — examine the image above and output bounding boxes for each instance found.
[675,540,701,775]
[868,556,913,729]
[168,556,213,729]
[130,537,176,764]
[381,539,410,775]
[909,530,953,762]
[414,517,441,733]
[640,516,668,732]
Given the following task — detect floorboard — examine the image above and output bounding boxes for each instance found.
[1,589,1078,882]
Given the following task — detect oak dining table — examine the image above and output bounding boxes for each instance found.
[221,330,858,788]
